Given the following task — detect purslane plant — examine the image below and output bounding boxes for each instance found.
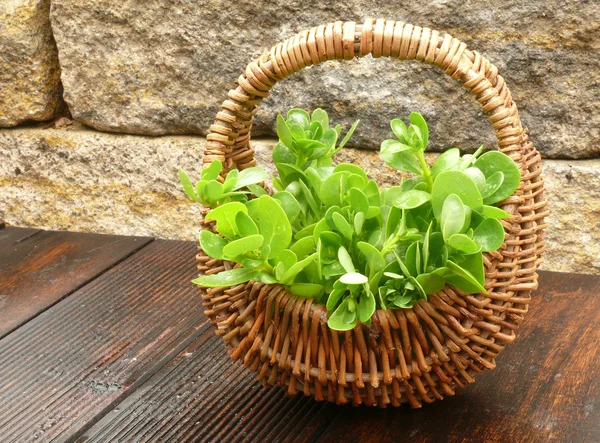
[180,109,520,331]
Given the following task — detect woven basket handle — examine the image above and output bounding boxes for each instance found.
[204,18,531,174]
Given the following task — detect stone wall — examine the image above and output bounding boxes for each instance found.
[0,2,599,274]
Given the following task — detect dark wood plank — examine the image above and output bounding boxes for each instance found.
[0,225,41,246]
[316,271,600,443]
[80,326,339,443]
[0,240,208,442]
[0,228,152,338]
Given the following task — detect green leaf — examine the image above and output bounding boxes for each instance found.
[338,246,355,273]
[246,195,292,258]
[432,148,460,177]
[390,119,409,143]
[404,242,418,277]
[481,205,511,219]
[381,139,413,154]
[348,188,369,214]
[297,180,321,216]
[473,218,505,252]
[409,112,429,147]
[337,120,359,151]
[206,202,247,239]
[235,211,259,236]
[327,297,358,331]
[256,272,278,284]
[431,170,483,218]
[385,205,403,239]
[277,164,307,187]
[272,142,296,164]
[340,272,368,285]
[474,151,521,205]
[320,171,349,207]
[357,241,386,274]
[205,180,224,202]
[354,212,365,234]
[235,167,267,189]
[290,283,324,298]
[400,176,426,192]
[447,233,480,254]
[440,194,466,240]
[480,171,504,199]
[446,257,486,294]
[287,108,311,130]
[273,191,301,223]
[334,163,368,182]
[394,190,431,209]
[276,114,294,148]
[199,230,227,259]
[381,148,422,174]
[201,160,222,181]
[290,236,315,259]
[464,167,486,189]
[222,169,239,193]
[308,121,323,139]
[332,212,353,240]
[280,253,317,284]
[222,234,264,259]
[422,222,432,271]
[193,267,258,288]
[321,128,338,150]
[311,108,329,129]
[357,292,376,323]
[416,271,446,295]
[179,169,200,202]
[363,180,381,205]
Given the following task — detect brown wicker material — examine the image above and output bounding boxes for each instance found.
[197,19,548,407]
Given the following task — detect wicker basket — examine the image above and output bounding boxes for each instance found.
[197,18,548,407]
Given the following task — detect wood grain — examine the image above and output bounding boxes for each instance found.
[80,326,340,443]
[316,271,600,443]
[0,229,152,338]
[0,228,597,443]
[0,240,208,442]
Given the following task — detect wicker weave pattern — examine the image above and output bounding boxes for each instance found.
[197,19,548,407]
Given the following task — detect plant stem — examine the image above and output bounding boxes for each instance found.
[416,150,433,192]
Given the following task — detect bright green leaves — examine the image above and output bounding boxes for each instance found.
[394,190,431,210]
[184,108,520,332]
[276,108,359,169]
[206,202,247,240]
[473,218,505,252]
[440,194,466,241]
[192,267,259,288]
[474,151,521,204]
[277,114,294,148]
[179,160,266,208]
[246,195,292,259]
[222,234,264,259]
[432,170,483,218]
[381,113,432,187]
[236,167,268,190]
[326,276,375,331]
[199,230,227,259]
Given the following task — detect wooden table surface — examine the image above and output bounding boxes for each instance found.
[0,225,598,443]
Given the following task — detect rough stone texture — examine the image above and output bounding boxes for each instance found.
[1,128,599,274]
[0,0,63,127]
[49,0,599,158]
[0,124,206,240]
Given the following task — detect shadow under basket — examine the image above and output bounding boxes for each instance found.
[196,18,548,407]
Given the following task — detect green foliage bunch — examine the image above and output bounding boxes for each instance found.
[180,109,520,331]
